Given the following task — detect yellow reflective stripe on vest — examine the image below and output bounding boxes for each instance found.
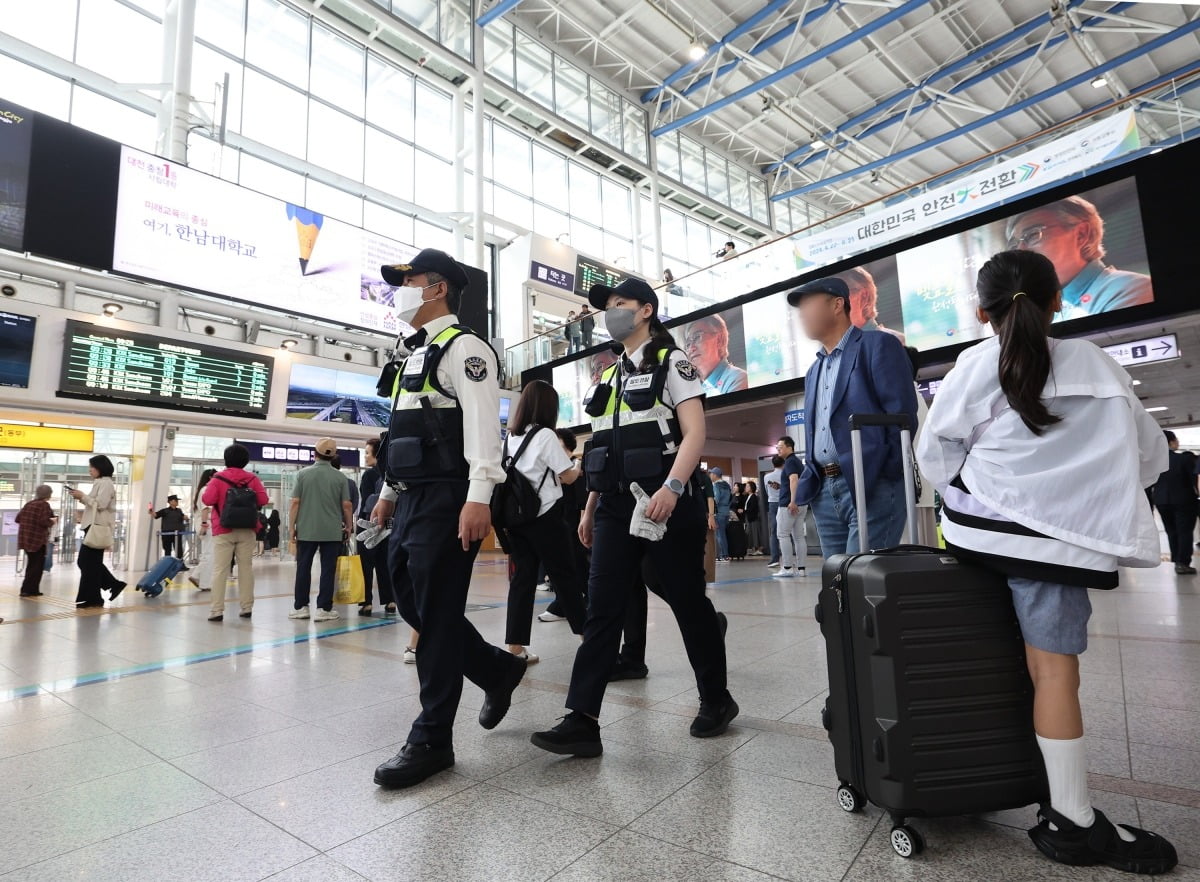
[391,325,468,403]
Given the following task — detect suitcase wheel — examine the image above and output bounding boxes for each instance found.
[813,602,823,625]
[836,784,864,813]
[889,825,925,858]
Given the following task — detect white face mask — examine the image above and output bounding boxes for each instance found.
[396,282,439,325]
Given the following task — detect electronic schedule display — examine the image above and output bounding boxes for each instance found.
[59,320,273,418]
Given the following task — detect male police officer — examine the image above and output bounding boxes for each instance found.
[370,248,526,789]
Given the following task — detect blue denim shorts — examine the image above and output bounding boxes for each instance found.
[1008,577,1092,655]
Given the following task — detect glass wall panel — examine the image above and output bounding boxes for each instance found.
[241,70,308,154]
[366,55,414,143]
[413,149,452,212]
[310,23,365,117]
[365,128,415,203]
[393,0,437,34]
[532,144,568,211]
[515,32,554,110]
[70,87,157,151]
[5,0,77,61]
[493,186,533,232]
[484,24,515,88]
[492,123,531,196]
[705,151,728,204]
[192,44,244,134]
[307,100,364,180]
[245,0,309,85]
[196,0,246,55]
[567,163,600,226]
[750,178,769,224]
[414,80,451,139]
[569,218,604,258]
[75,0,162,86]
[238,153,305,203]
[440,0,472,60]
[623,101,648,164]
[589,82,622,150]
[553,57,589,130]
[363,200,415,247]
[304,179,363,225]
[533,204,568,241]
[0,56,71,120]
[601,179,630,232]
[678,136,707,193]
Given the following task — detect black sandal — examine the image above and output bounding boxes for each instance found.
[359,604,373,617]
[1029,806,1178,875]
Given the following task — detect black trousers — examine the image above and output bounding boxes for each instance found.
[294,540,340,610]
[161,533,184,558]
[389,482,517,747]
[1157,503,1198,567]
[619,568,649,666]
[360,540,394,606]
[76,534,120,605]
[504,505,587,645]
[566,489,729,717]
[20,545,46,595]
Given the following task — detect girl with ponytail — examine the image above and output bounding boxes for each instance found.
[916,249,1175,873]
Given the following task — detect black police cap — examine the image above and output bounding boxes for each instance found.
[588,277,658,314]
[380,248,469,290]
[785,276,851,307]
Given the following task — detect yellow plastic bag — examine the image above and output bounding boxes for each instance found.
[334,554,365,605]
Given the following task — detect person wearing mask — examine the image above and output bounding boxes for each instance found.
[202,444,269,622]
[684,314,749,395]
[358,437,397,616]
[370,248,524,789]
[917,249,1176,874]
[16,485,57,597]
[70,455,124,607]
[710,467,732,561]
[500,380,587,662]
[566,311,582,354]
[531,277,737,757]
[149,495,189,565]
[774,437,806,578]
[744,480,762,555]
[1151,430,1199,575]
[789,277,918,557]
[538,428,588,624]
[189,468,217,590]
[765,455,784,568]
[579,306,595,348]
[290,437,354,622]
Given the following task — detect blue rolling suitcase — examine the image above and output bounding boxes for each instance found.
[138,556,185,597]
[816,415,1046,858]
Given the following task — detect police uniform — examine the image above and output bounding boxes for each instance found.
[560,285,734,732]
[372,251,523,786]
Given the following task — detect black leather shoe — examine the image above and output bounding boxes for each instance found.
[531,711,602,757]
[109,582,127,602]
[208,614,223,622]
[478,654,528,730]
[374,743,455,788]
[608,659,649,682]
[690,698,739,738]
[239,611,252,618]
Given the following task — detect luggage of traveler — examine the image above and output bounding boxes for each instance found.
[815,414,1047,858]
[137,555,186,598]
[725,518,748,560]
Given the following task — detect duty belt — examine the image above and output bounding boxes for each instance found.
[819,462,842,478]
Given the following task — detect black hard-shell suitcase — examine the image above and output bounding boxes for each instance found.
[726,519,748,560]
[815,414,1047,858]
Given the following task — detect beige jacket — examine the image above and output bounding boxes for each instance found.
[79,477,116,528]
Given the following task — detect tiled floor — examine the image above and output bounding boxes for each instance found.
[1,552,1198,881]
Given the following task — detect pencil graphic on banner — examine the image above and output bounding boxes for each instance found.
[286,204,324,275]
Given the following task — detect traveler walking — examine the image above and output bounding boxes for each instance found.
[1151,430,1199,575]
[16,485,56,597]
[539,428,589,624]
[190,469,217,590]
[788,277,918,556]
[71,455,125,607]
[711,467,731,560]
[774,437,806,578]
[531,277,737,757]
[578,306,595,347]
[765,455,784,567]
[917,249,1177,874]
[202,444,268,621]
[290,438,354,622]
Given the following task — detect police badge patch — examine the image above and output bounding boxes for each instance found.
[464,356,488,382]
[675,359,699,382]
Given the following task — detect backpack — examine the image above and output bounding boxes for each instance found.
[213,473,260,529]
[491,427,551,530]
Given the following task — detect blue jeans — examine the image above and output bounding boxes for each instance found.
[714,513,730,558]
[767,502,781,563]
[809,474,905,558]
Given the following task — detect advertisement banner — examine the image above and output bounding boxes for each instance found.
[112,147,417,334]
[732,111,1140,292]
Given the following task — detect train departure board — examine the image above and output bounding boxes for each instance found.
[59,320,273,418]
[574,256,633,296]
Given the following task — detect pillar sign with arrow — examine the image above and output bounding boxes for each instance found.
[1102,333,1178,368]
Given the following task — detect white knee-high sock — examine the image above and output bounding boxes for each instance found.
[1037,735,1095,829]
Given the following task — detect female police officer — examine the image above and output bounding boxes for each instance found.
[531,278,738,756]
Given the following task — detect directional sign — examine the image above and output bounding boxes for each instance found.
[1102,334,1178,368]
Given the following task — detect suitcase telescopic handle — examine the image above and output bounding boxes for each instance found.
[847,413,919,554]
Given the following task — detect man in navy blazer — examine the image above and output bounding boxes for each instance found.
[787,278,918,557]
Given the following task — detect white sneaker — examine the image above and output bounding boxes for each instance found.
[773,568,796,579]
[288,607,310,619]
[313,608,340,622]
[766,561,781,569]
[538,611,566,623]
[512,649,540,664]
[536,582,553,592]
[403,647,417,664]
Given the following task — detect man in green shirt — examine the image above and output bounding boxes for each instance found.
[289,438,353,622]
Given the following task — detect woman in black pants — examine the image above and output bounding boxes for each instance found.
[358,437,397,616]
[532,278,737,757]
[71,455,125,607]
[501,380,588,663]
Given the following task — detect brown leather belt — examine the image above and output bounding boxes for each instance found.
[819,462,842,478]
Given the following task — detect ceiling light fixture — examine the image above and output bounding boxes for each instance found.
[1146,405,1168,413]
[688,38,706,61]
[1131,379,1142,386]
[280,338,298,350]
[1091,76,1108,89]
[101,302,122,317]
[811,138,827,150]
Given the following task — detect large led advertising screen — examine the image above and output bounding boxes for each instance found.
[0,311,35,388]
[112,147,417,334]
[548,174,1157,427]
[285,363,391,427]
[0,99,33,252]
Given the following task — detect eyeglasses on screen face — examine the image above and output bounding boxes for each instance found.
[684,329,718,348]
[1008,222,1077,250]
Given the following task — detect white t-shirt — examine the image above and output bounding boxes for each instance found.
[765,468,783,504]
[505,427,574,517]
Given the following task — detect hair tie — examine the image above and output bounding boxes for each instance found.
[1012,291,1027,302]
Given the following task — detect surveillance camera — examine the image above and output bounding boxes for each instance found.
[0,284,15,297]
[418,56,428,67]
